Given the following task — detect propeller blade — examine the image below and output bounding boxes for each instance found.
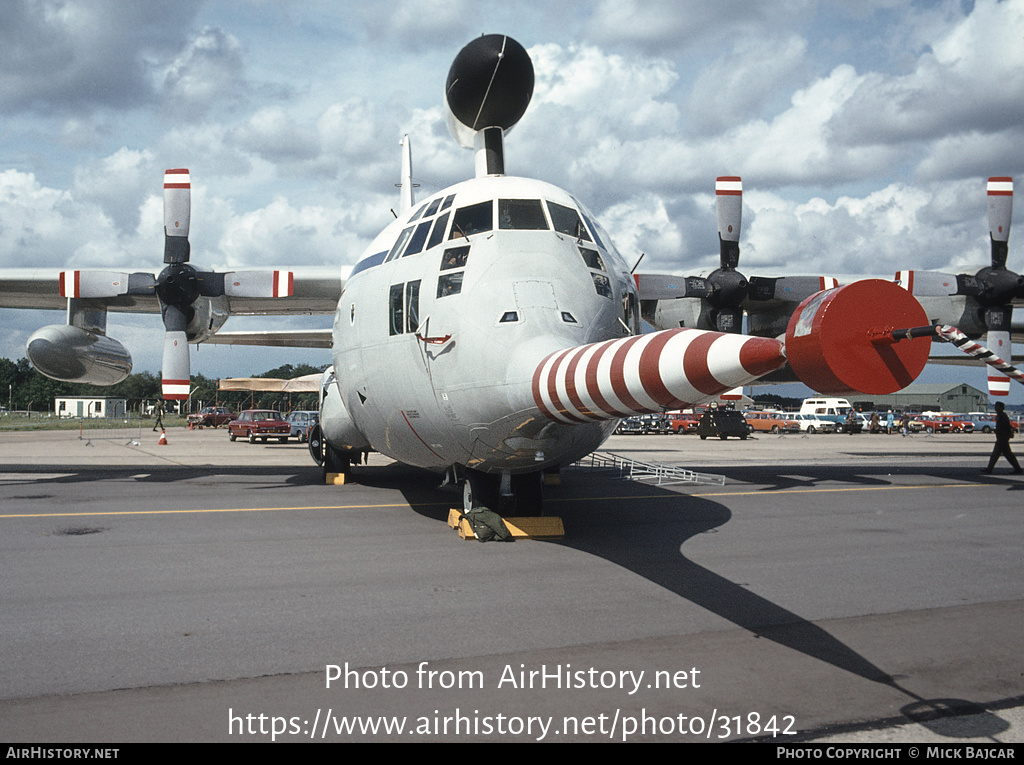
[984,303,1013,397]
[161,303,190,400]
[988,176,1012,270]
[714,307,743,333]
[633,274,712,300]
[747,275,838,302]
[163,168,191,265]
[716,176,741,269]
[59,271,156,298]
[222,270,295,298]
[893,270,966,297]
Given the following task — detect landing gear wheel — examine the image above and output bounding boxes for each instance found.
[463,470,500,512]
[308,424,324,465]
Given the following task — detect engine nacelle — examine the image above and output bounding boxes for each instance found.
[183,294,230,344]
[26,325,132,385]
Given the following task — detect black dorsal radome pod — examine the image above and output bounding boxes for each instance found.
[445,34,534,148]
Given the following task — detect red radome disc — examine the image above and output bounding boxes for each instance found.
[785,279,931,395]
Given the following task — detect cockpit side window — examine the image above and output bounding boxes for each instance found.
[405,280,421,333]
[578,246,605,271]
[547,201,592,241]
[440,246,470,271]
[437,272,463,298]
[498,199,548,230]
[426,211,450,250]
[449,200,493,239]
[389,283,404,335]
[385,226,415,262]
[402,220,432,257]
[422,197,442,217]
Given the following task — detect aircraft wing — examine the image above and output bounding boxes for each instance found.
[0,266,344,315]
[199,329,333,349]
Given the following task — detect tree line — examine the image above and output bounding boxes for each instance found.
[0,358,327,413]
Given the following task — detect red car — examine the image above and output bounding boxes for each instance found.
[228,410,291,443]
[187,406,237,428]
[669,413,699,433]
[919,415,973,434]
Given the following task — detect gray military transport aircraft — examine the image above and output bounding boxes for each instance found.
[0,34,1012,513]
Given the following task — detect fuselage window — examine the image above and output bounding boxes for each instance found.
[498,199,548,230]
[579,210,607,250]
[547,201,592,242]
[500,311,519,323]
[623,290,639,332]
[405,280,421,333]
[426,211,450,250]
[389,283,404,335]
[423,197,442,217]
[437,272,463,298]
[385,226,415,262]
[579,246,605,271]
[402,220,433,257]
[439,194,456,212]
[408,203,426,222]
[441,245,470,271]
[449,200,493,239]
[592,273,612,299]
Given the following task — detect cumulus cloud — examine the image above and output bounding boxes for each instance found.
[0,0,203,113]
[160,26,248,119]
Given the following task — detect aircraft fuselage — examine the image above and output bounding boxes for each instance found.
[331,175,639,474]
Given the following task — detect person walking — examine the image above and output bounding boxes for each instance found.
[982,401,1022,474]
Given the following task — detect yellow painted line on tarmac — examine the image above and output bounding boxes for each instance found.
[0,501,448,520]
[0,482,988,520]
[548,482,985,504]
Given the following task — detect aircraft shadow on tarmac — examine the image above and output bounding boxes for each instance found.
[395,462,1015,739]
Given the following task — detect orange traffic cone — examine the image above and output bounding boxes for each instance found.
[158,429,168,445]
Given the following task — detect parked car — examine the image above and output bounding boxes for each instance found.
[615,416,647,435]
[791,413,835,433]
[641,413,673,434]
[284,410,319,442]
[697,409,751,440]
[228,410,291,443]
[744,411,800,434]
[187,406,237,428]
[669,412,699,433]
[918,414,974,433]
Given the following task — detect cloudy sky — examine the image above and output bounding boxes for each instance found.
[2,0,1023,400]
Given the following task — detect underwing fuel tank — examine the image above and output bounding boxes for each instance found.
[26,325,132,386]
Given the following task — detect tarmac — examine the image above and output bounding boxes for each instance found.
[1,425,1021,743]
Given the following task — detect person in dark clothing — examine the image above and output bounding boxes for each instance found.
[982,401,1022,474]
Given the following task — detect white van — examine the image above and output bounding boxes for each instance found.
[800,398,856,431]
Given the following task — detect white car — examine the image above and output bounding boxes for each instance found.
[791,413,836,433]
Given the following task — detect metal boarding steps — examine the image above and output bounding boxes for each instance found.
[573,451,725,486]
